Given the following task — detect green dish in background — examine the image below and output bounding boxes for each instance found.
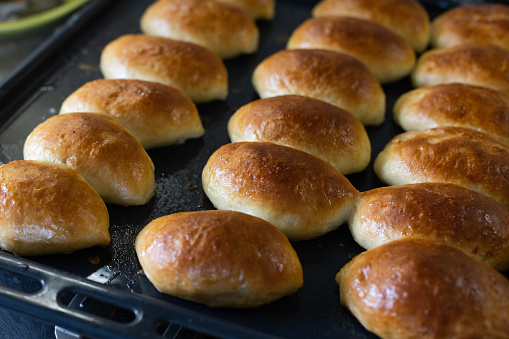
[0,0,89,37]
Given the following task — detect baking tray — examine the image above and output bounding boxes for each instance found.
[0,0,507,338]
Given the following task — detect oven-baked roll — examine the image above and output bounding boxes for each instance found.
[216,0,275,20]
[202,142,359,241]
[431,4,509,51]
[100,34,228,103]
[252,49,385,125]
[373,127,509,210]
[227,95,371,174]
[412,44,509,94]
[135,210,303,308]
[311,0,430,53]
[60,79,204,150]
[140,0,259,59]
[336,238,509,339]
[24,113,155,206]
[393,83,509,147]
[287,16,415,84]
[0,160,110,256]
[349,183,509,271]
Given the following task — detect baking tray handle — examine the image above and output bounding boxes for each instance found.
[0,251,157,338]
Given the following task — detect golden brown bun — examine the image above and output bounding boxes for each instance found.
[140,0,259,59]
[227,95,371,174]
[431,4,509,51]
[60,79,204,150]
[349,183,509,271]
[412,44,509,94]
[135,210,303,308]
[287,16,415,84]
[312,0,430,53]
[0,160,110,256]
[394,83,509,147]
[252,49,385,125]
[100,34,228,103]
[23,113,155,206]
[336,239,509,339]
[373,127,509,210]
[216,0,275,20]
[202,142,359,241]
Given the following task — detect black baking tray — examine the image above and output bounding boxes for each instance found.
[0,0,508,338]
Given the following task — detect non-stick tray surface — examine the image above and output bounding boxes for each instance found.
[0,0,507,338]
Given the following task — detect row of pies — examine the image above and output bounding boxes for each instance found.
[1,0,509,337]
[335,2,509,338]
[0,0,275,254]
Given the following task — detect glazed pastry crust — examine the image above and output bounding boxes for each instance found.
[431,4,509,50]
[411,44,509,94]
[349,183,509,271]
[140,0,259,59]
[0,160,110,256]
[24,113,155,206]
[135,210,303,308]
[100,34,228,103]
[312,0,430,53]
[227,95,371,174]
[373,127,509,210]
[252,49,385,125]
[393,83,509,147]
[336,239,509,339]
[287,16,415,83]
[216,0,275,20]
[202,142,359,240]
[60,79,204,150]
